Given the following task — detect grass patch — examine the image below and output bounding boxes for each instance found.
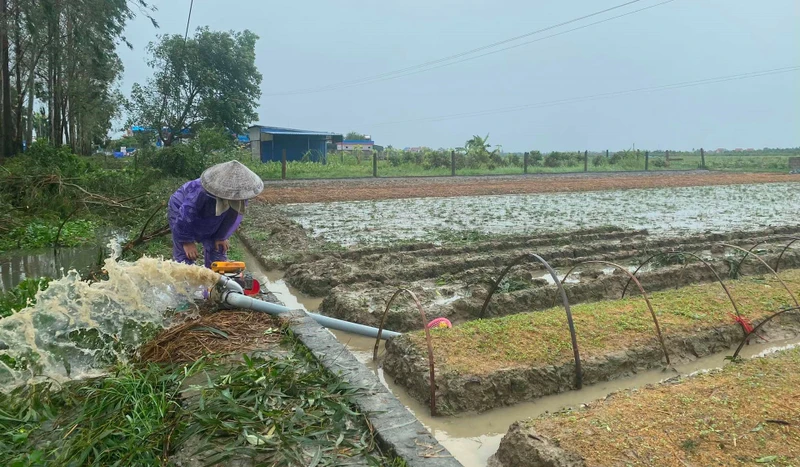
[525,346,800,466]
[0,219,100,253]
[0,333,400,466]
[245,152,796,180]
[408,270,800,375]
[0,363,185,466]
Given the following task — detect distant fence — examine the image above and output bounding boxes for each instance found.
[270,148,796,180]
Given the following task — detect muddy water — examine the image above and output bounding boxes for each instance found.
[0,246,104,292]
[243,258,800,467]
[0,242,220,390]
[281,182,800,246]
[238,248,323,311]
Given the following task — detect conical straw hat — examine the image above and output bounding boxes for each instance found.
[200,160,264,200]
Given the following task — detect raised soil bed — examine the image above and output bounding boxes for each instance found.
[382,270,800,415]
[489,346,800,467]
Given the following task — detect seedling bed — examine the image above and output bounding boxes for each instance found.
[382,271,800,414]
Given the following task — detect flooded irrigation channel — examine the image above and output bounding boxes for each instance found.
[241,247,800,466]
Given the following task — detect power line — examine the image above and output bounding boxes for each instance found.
[367,65,800,127]
[266,0,677,96]
[183,0,194,42]
[331,0,676,96]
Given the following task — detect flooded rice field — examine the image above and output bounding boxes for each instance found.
[280,182,799,245]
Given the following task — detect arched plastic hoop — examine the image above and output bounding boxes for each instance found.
[478,253,583,389]
[373,288,438,415]
[559,260,671,366]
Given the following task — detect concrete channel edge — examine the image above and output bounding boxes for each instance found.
[283,309,463,467]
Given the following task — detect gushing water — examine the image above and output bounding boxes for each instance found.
[0,242,220,390]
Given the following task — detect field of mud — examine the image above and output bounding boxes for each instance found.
[280,182,800,245]
[238,179,800,466]
[285,226,800,332]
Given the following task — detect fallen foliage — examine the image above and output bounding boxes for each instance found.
[139,311,283,363]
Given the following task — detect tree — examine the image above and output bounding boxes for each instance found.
[0,0,153,156]
[345,131,367,140]
[128,28,262,147]
[463,134,499,168]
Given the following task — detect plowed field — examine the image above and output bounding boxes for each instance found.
[257,171,797,204]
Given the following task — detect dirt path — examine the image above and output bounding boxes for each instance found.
[257,171,797,204]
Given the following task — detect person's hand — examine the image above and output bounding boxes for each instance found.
[183,243,199,261]
[215,239,229,254]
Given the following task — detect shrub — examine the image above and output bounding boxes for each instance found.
[609,151,625,164]
[544,152,580,168]
[143,143,244,179]
[528,151,543,166]
[423,150,450,169]
[24,141,89,177]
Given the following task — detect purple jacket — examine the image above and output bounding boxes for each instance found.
[167,179,243,244]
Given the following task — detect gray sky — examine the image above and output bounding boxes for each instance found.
[117,0,800,152]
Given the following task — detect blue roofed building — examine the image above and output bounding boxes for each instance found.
[248,125,343,163]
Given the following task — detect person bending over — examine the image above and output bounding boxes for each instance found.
[167,160,263,268]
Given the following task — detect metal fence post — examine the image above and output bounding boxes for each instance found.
[700,148,706,169]
[372,151,377,177]
[584,150,588,172]
[281,149,287,180]
[524,152,529,174]
[645,151,649,171]
[451,150,456,176]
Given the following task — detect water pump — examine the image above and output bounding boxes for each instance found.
[210,261,261,296]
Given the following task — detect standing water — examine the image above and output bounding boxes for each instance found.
[0,241,220,390]
[239,254,800,467]
[0,246,104,292]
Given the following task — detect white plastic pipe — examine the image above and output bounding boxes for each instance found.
[221,290,401,340]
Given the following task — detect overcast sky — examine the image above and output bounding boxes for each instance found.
[116,0,800,152]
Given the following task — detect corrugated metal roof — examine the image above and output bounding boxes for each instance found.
[341,140,374,144]
[249,125,341,137]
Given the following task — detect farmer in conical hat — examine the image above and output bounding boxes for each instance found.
[167,160,264,268]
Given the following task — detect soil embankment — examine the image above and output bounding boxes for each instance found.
[257,171,797,204]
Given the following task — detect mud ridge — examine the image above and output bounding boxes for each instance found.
[285,226,800,296]
[381,314,800,415]
[317,250,800,332]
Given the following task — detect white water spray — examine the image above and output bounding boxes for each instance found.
[0,241,219,390]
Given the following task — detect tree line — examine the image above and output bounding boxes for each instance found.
[0,0,158,157]
[0,0,263,158]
